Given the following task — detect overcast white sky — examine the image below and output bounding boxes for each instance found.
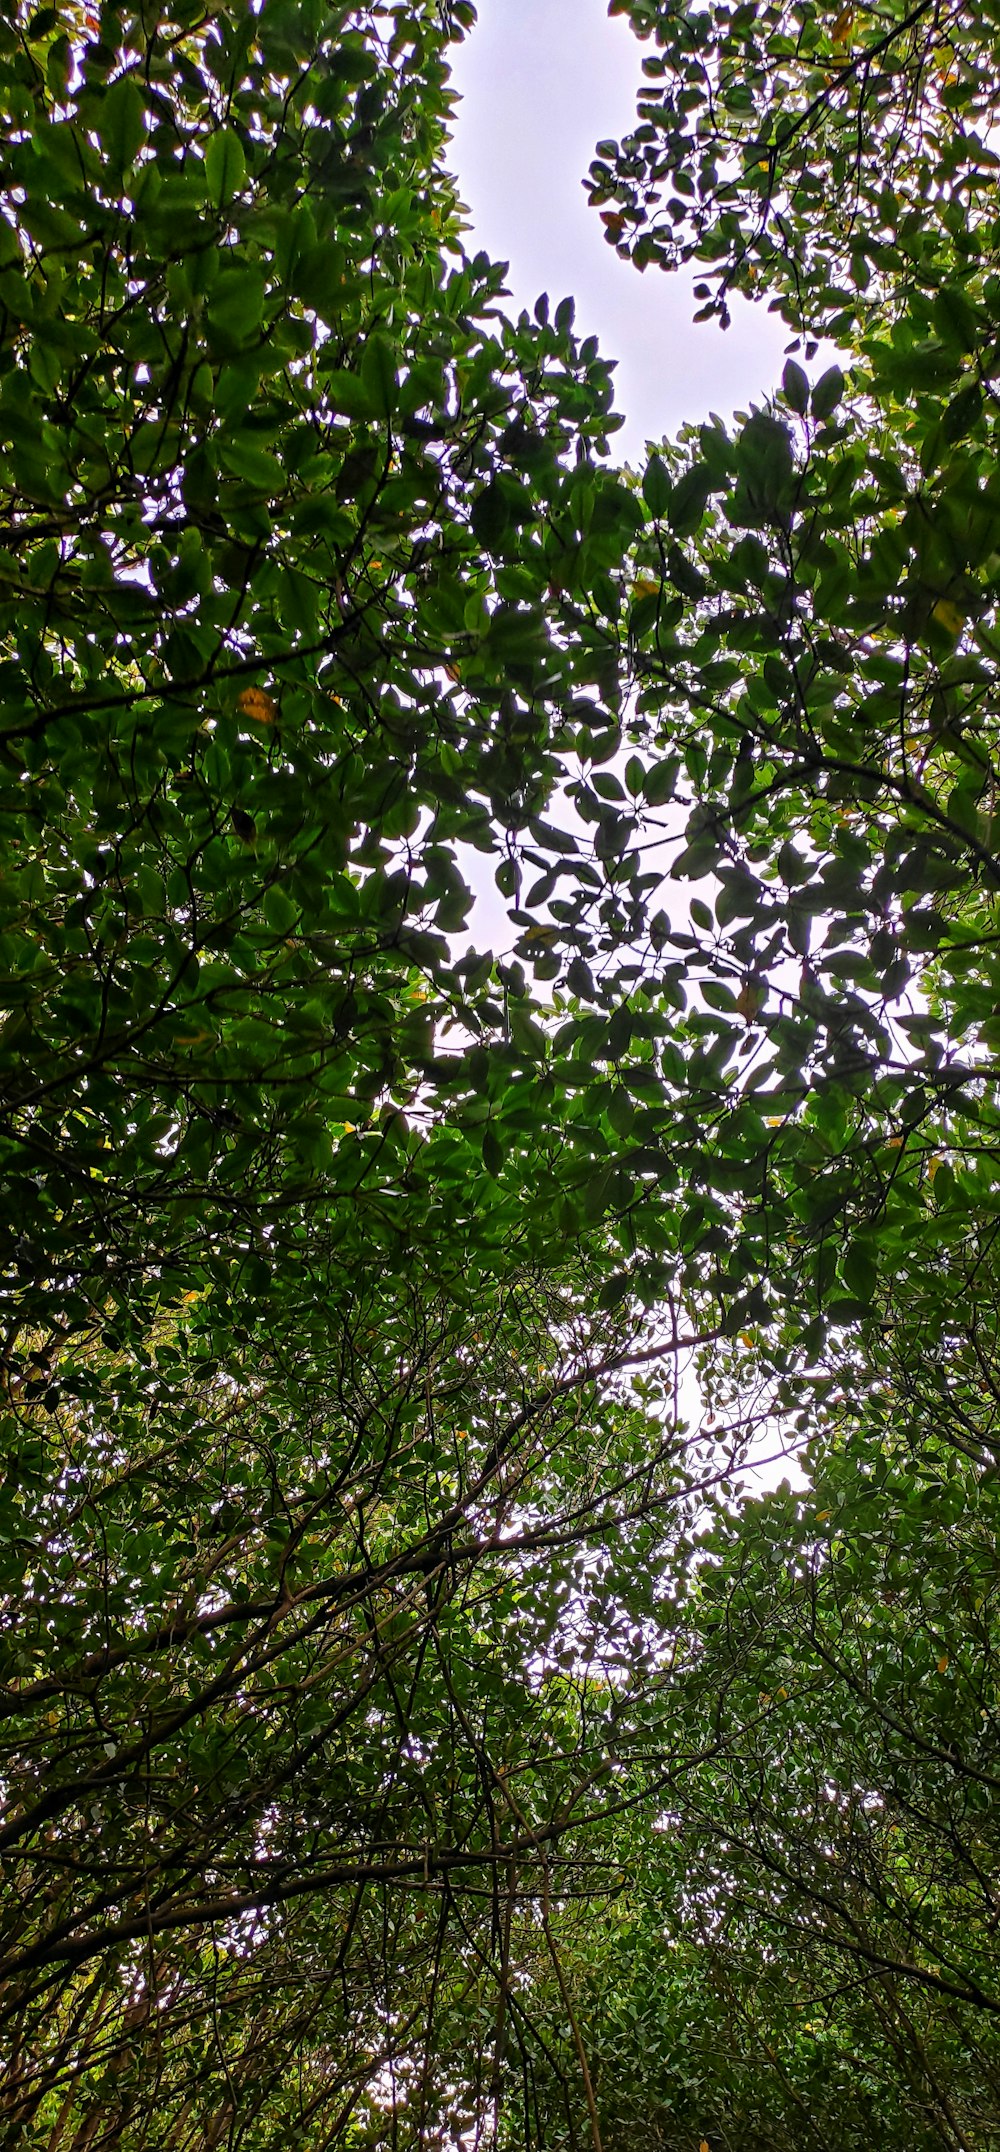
[447,0,791,462]
[445,5,808,1486]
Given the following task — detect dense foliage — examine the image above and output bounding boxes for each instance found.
[5,0,1000,2145]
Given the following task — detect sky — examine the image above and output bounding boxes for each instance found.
[446,0,792,463]
[445,0,734,946]
[445,5,805,1484]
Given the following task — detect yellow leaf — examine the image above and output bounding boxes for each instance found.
[632,576,660,599]
[932,598,965,637]
[700,2140,711,2151]
[237,685,277,724]
[737,982,761,1022]
[831,5,854,42]
[815,1509,833,1523]
[938,1654,949,1674]
[601,210,627,240]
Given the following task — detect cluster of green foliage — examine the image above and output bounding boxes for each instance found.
[6,0,1000,2145]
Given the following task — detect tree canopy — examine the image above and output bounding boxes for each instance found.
[5,0,1000,2147]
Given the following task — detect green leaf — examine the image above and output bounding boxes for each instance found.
[667,463,712,536]
[811,364,845,421]
[738,413,794,508]
[608,1088,635,1138]
[841,1239,877,1302]
[361,331,398,418]
[218,439,287,492]
[100,75,147,174]
[208,265,265,345]
[322,370,377,420]
[482,1125,505,1177]
[471,480,509,550]
[263,883,299,934]
[205,127,246,208]
[645,757,679,807]
[782,358,809,415]
[666,542,707,600]
[643,453,671,518]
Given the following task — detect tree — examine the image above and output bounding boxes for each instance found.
[0,0,640,1358]
[0,6,695,2144]
[10,0,1000,2143]
[580,0,1000,1375]
[542,1341,1000,2152]
[593,0,998,344]
[3,1265,724,2149]
[496,4,1000,2142]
